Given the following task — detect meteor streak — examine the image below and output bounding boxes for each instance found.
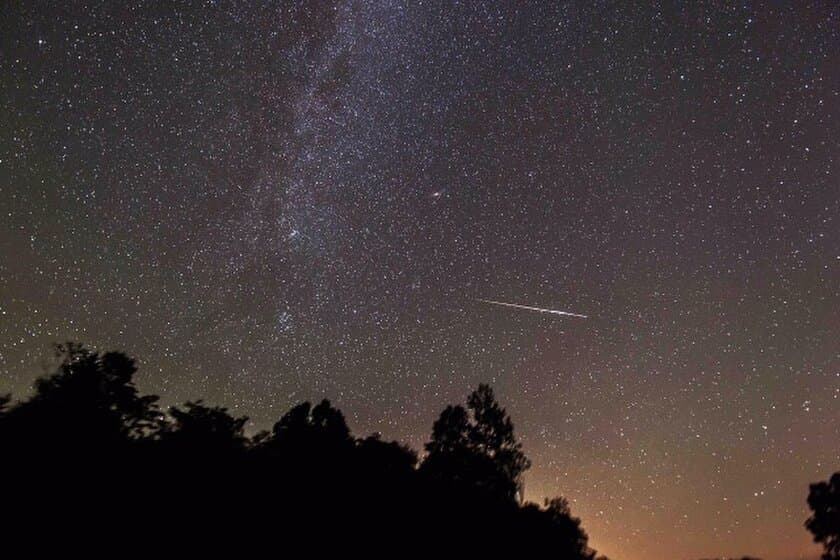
[477,298,588,319]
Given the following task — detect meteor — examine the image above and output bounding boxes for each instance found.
[477,298,588,319]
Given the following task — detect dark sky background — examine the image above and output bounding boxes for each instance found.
[1,2,839,558]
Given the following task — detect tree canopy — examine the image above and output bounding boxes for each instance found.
[423,383,531,502]
[0,343,600,558]
[4,343,832,559]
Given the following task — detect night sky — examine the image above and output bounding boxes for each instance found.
[2,2,839,558]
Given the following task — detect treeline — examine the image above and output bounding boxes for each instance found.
[0,343,602,557]
[1,344,837,559]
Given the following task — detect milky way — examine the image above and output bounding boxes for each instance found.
[1,2,839,559]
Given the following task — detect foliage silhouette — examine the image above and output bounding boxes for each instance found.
[0,343,159,460]
[0,344,605,556]
[159,400,249,457]
[422,383,531,502]
[3,343,829,558]
[807,471,840,560]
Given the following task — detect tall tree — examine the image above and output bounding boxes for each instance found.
[467,384,532,494]
[423,384,531,502]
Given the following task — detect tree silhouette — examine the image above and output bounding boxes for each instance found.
[422,383,531,502]
[355,432,417,476]
[254,399,353,464]
[0,343,605,559]
[516,497,599,559]
[0,343,159,461]
[807,471,840,560]
[160,400,248,457]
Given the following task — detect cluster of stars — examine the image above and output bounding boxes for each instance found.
[1,3,839,560]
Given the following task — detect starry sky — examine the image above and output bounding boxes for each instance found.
[1,2,839,558]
